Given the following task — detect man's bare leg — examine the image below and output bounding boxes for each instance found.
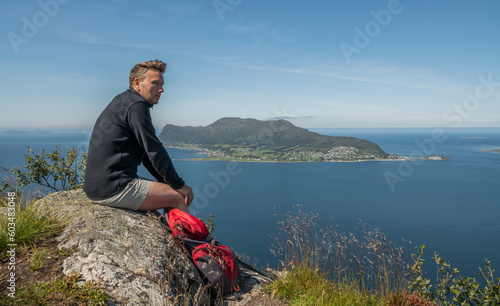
[137,181,190,213]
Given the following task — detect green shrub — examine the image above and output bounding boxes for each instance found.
[1,145,87,195]
[409,245,500,305]
[0,146,80,258]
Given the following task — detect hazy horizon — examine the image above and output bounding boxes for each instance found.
[2,124,500,134]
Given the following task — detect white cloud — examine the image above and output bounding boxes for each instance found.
[195,53,453,92]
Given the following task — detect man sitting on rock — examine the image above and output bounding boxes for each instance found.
[83,59,193,213]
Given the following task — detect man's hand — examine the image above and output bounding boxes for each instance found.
[176,184,194,206]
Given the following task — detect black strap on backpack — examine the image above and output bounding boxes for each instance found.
[158,212,241,296]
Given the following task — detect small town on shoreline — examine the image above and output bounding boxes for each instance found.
[166,143,450,162]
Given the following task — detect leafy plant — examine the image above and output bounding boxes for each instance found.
[408,245,500,305]
[204,213,216,234]
[1,145,87,193]
[408,245,434,300]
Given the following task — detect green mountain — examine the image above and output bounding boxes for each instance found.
[159,118,390,161]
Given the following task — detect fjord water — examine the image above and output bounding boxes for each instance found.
[171,127,500,279]
[1,127,499,279]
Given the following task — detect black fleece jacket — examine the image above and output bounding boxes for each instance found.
[83,88,184,201]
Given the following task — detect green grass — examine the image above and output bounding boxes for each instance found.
[0,197,68,259]
[267,206,500,305]
[0,194,109,305]
[1,271,110,305]
[266,206,434,306]
[265,263,384,305]
[29,247,49,271]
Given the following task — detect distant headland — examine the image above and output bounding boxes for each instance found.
[479,149,500,154]
[159,117,406,162]
[0,129,53,136]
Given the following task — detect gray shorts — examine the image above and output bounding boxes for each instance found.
[92,178,152,211]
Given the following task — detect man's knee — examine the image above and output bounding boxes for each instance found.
[150,182,183,202]
[169,189,184,203]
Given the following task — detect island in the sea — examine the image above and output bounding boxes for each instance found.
[159,117,407,162]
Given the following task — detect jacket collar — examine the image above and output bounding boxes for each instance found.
[127,88,153,108]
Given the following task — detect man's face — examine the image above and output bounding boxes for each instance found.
[134,69,164,105]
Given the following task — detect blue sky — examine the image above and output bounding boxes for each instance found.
[1,0,499,130]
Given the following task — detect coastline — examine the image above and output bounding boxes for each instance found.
[173,158,403,163]
[166,146,450,163]
[173,155,422,163]
[167,146,404,163]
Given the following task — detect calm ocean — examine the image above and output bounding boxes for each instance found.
[1,127,499,279]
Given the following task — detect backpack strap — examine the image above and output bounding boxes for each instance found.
[159,211,242,296]
[158,214,171,233]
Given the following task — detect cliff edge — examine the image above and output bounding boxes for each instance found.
[36,190,277,305]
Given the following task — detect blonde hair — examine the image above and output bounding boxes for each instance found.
[129,59,166,88]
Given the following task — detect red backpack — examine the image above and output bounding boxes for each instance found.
[159,209,240,296]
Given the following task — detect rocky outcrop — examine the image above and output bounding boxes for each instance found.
[36,190,276,305]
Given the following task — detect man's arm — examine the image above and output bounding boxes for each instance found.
[126,101,194,206]
[127,102,185,189]
[142,154,165,182]
[142,154,193,206]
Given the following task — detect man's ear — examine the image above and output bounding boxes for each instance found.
[133,78,141,91]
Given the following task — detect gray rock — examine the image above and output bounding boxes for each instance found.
[36,189,278,305]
